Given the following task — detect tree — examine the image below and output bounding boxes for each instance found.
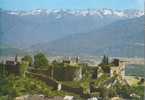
[34,53,48,68]
[0,63,7,77]
[99,87,109,99]
[138,78,144,85]
[21,55,33,66]
[99,55,110,73]
[101,55,109,65]
[20,61,29,77]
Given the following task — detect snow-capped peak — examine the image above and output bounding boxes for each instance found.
[8,11,19,15]
[5,9,144,18]
[103,9,113,15]
[113,11,125,17]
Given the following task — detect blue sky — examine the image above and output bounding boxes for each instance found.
[0,0,144,10]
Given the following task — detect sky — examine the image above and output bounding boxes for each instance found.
[0,0,144,11]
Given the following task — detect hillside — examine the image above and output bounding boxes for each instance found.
[31,16,144,57]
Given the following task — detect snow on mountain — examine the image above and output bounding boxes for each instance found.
[113,11,125,17]
[52,9,60,13]
[123,9,144,18]
[79,10,89,16]
[7,11,19,15]
[4,9,144,18]
[103,9,113,15]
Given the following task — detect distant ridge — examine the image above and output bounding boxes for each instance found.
[31,16,144,57]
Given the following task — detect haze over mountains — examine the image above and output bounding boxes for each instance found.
[32,16,144,57]
[0,9,144,57]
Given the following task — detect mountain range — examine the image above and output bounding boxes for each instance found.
[31,16,144,57]
[0,9,144,57]
[4,9,143,17]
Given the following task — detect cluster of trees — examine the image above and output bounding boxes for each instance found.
[101,55,109,65]
[0,76,65,99]
[21,55,33,66]
[16,53,48,77]
[99,55,111,73]
[21,53,48,68]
